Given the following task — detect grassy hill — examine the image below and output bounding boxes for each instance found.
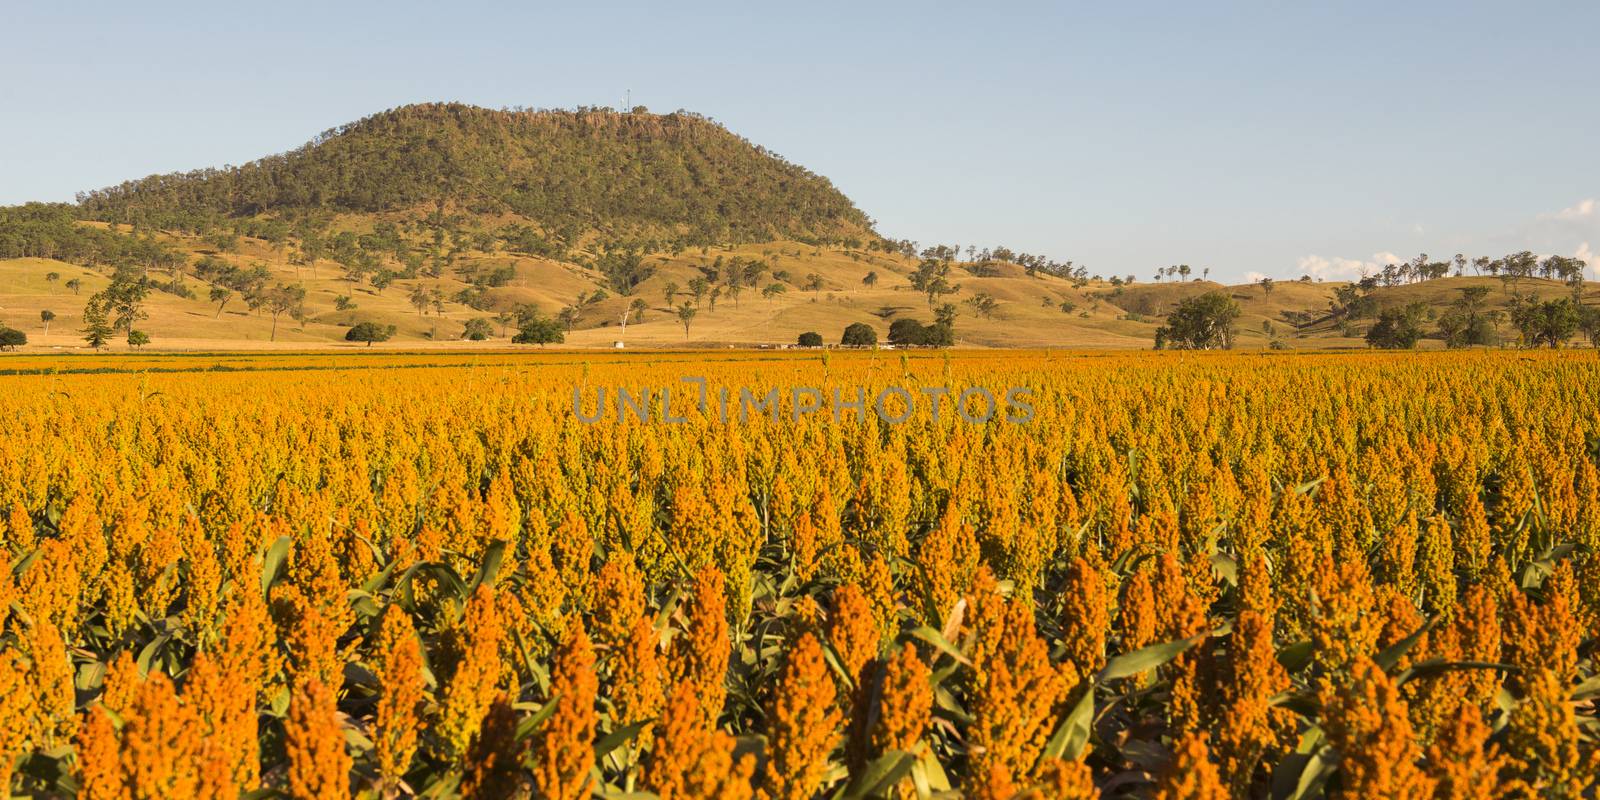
[8,225,1593,352]
[0,237,1141,350]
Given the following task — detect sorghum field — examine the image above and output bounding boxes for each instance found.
[2,350,1598,799]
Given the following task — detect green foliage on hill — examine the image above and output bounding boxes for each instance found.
[1365,302,1427,349]
[74,103,874,247]
[0,203,186,269]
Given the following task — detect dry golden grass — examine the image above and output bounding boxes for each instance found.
[3,227,1595,352]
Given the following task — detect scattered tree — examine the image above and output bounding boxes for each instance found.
[841,322,877,347]
[345,322,396,346]
[462,318,494,341]
[965,293,999,318]
[558,306,581,333]
[1437,287,1500,348]
[1364,303,1428,349]
[621,298,648,331]
[513,314,565,347]
[887,318,953,347]
[98,270,150,333]
[1579,306,1600,349]
[81,295,114,349]
[1509,296,1580,348]
[0,326,25,351]
[910,259,959,307]
[39,310,54,334]
[594,248,654,296]
[408,284,432,317]
[263,284,307,341]
[797,331,823,347]
[676,303,698,339]
[1154,291,1241,350]
[495,311,516,337]
[126,330,151,350]
[210,286,233,317]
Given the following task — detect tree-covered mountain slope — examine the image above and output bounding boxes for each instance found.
[74,103,874,247]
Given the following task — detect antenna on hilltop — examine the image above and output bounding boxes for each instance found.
[624,88,631,110]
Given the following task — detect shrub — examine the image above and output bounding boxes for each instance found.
[840,322,877,347]
[1153,291,1240,350]
[1365,303,1427,349]
[346,322,396,346]
[887,318,953,347]
[0,326,26,351]
[462,318,494,341]
[513,315,565,346]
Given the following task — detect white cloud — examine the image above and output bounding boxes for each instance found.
[1293,252,1405,282]
[1244,271,1269,283]
[1294,256,1364,282]
[1271,200,1595,285]
[1554,198,1596,220]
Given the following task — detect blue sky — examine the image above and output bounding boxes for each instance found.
[3,1,1596,282]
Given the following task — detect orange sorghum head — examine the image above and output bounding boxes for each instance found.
[1057,557,1109,679]
[185,652,259,800]
[1211,609,1292,794]
[371,607,425,787]
[1152,732,1227,800]
[75,704,123,800]
[759,632,841,800]
[26,620,77,747]
[533,618,598,800]
[285,676,350,800]
[1502,668,1596,797]
[668,564,729,725]
[610,613,666,742]
[439,585,505,760]
[827,582,880,692]
[1317,658,1435,797]
[587,551,645,649]
[1425,704,1506,800]
[646,683,757,800]
[966,584,1067,800]
[120,670,203,800]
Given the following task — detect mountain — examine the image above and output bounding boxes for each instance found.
[74,103,874,247]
